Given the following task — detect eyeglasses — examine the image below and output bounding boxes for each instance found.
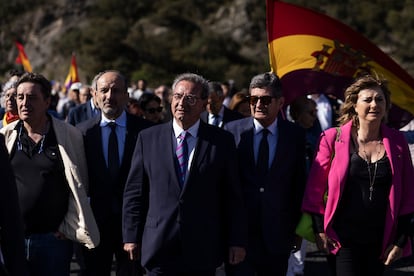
[146,107,163,114]
[247,95,274,106]
[172,93,200,106]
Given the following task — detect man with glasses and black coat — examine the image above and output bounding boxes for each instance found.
[123,73,247,276]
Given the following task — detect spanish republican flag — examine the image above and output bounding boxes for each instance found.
[266,0,414,120]
[15,41,32,72]
[64,53,80,92]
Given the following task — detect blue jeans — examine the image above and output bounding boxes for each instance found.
[25,233,73,276]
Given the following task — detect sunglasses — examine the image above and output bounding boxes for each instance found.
[146,107,163,114]
[247,95,274,106]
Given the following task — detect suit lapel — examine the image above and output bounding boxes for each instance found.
[162,123,183,194]
[239,126,255,172]
[222,108,230,124]
[5,129,17,153]
[181,122,210,193]
[381,124,399,177]
[270,121,284,171]
[192,122,210,170]
[121,114,137,167]
[199,111,206,124]
[89,121,108,173]
[335,123,351,195]
[85,102,93,119]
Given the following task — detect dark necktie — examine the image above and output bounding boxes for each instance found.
[176,131,189,186]
[108,122,120,179]
[213,115,220,127]
[257,128,269,175]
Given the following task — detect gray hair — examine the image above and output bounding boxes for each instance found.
[2,81,18,93]
[172,73,209,99]
[249,72,283,98]
[207,81,224,97]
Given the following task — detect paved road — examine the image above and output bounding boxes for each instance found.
[304,242,414,276]
[70,242,414,275]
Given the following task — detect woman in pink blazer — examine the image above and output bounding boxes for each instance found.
[302,75,414,276]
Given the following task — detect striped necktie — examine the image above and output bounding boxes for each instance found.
[176,131,189,186]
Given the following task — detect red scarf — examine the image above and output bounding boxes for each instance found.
[4,112,19,125]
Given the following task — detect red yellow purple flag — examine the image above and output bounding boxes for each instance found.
[266,0,414,125]
[15,41,32,72]
[64,53,80,92]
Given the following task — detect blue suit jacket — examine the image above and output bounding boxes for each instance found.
[68,100,99,126]
[123,121,247,271]
[225,117,307,256]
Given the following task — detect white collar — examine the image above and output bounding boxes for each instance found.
[173,119,200,138]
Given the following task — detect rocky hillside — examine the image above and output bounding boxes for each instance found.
[2,0,414,89]
[1,0,269,87]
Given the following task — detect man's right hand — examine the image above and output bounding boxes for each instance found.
[124,243,140,260]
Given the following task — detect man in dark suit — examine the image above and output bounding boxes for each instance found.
[77,70,152,276]
[0,134,28,276]
[122,73,247,276]
[67,83,100,126]
[200,81,244,128]
[224,72,307,276]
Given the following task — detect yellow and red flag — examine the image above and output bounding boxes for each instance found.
[64,53,80,92]
[266,0,414,126]
[15,41,32,72]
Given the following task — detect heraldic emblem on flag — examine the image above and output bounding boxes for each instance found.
[266,0,414,126]
[64,53,80,92]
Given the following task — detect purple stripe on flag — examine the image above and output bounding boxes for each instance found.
[280,69,353,105]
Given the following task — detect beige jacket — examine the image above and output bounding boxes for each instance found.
[1,117,100,249]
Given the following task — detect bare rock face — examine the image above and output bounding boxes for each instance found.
[3,0,92,78]
[3,0,266,82]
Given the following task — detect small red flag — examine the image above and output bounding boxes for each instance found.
[15,41,32,72]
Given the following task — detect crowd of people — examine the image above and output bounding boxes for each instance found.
[0,68,413,276]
